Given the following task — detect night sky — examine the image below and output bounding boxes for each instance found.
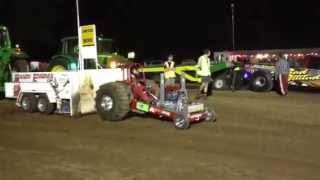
[1,0,320,60]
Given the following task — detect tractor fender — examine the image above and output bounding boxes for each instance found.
[254,68,272,74]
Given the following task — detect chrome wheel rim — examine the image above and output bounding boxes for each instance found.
[175,116,186,128]
[100,95,113,111]
[37,98,47,112]
[214,79,224,89]
[255,77,266,87]
[21,97,30,111]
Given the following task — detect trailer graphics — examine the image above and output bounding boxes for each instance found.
[288,69,320,87]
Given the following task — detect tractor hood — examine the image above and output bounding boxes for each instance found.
[98,53,131,68]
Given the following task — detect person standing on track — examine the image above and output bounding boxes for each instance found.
[231,60,242,91]
[275,53,290,96]
[164,54,176,86]
[196,49,212,98]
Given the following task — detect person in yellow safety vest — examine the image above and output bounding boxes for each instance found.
[164,54,176,85]
[196,49,212,97]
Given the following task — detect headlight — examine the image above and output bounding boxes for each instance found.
[110,61,117,68]
[127,52,135,59]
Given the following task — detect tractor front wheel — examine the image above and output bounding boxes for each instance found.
[173,115,190,129]
[95,82,131,121]
[205,110,217,122]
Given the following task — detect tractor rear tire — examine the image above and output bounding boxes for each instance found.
[12,59,29,72]
[49,59,69,72]
[37,95,55,114]
[95,82,131,121]
[250,71,274,92]
[21,94,38,113]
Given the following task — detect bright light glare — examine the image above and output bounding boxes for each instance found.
[110,61,117,68]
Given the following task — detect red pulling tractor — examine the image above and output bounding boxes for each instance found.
[95,64,216,129]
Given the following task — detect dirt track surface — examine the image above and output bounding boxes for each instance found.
[0,91,320,180]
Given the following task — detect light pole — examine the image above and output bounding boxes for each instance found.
[231,2,235,50]
[76,0,80,30]
[76,0,83,70]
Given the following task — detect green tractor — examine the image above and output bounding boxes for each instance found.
[48,36,128,72]
[0,26,29,97]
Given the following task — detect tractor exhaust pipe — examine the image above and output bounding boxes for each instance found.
[180,73,187,98]
[160,73,165,104]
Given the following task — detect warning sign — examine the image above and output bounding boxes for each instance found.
[81,25,96,47]
[78,24,98,69]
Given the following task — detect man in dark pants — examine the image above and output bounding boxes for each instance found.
[275,53,290,96]
[231,63,242,91]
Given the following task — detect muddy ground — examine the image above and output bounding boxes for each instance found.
[0,90,319,180]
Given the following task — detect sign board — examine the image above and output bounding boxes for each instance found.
[81,25,96,47]
[78,24,98,69]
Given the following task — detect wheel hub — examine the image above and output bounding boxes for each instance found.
[21,98,30,110]
[205,110,216,122]
[215,80,224,89]
[100,95,113,111]
[37,99,47,112]
[175,116,185,128]
[254,77,266,87]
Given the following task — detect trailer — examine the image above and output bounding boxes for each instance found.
[5,69,126,116]
[214,48,320,91]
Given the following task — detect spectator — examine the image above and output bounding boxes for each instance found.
[275,53,290,96]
